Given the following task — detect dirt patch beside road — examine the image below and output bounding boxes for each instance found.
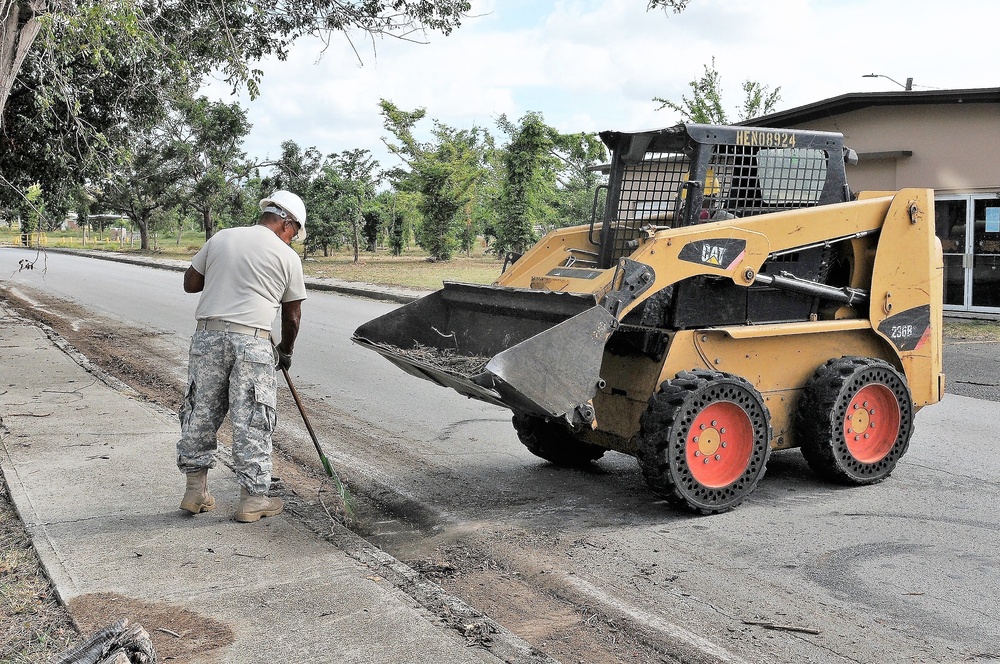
[67,593,234,662]
[2,286,678,663]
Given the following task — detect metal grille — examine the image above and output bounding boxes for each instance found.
[605,145,831,267]
[706,145,829,217]
[607,154,689,265]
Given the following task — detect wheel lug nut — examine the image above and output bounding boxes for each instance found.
[711,420,718,426]
[700,424,706,430]
[720,428,726,434]
[863,401,869,408]
[703,458,710,464]
[694,450,701,457]
[864,433,870,439]
[870,409,876,415]
[721,442,728,448]
[714,454,721,460]
[870,422,876,428]
[854,435,860,441]
[853,403,859,409]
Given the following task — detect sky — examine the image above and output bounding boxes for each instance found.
[205,0,999,171]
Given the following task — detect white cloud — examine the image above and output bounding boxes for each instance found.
[205,0,1000,172]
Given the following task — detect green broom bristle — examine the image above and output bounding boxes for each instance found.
[321,454,356,518]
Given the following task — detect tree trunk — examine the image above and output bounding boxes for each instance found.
[352,206,360,263]
[0,1,46,132]
[137,213,149,250]
[203,207,214,240]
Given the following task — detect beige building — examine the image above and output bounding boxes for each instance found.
[751,87,1000,316]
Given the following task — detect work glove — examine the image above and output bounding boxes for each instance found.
[275,347,292,371]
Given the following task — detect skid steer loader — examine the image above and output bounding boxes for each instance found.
[353,123,944,513]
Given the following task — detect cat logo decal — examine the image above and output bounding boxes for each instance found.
[678,239,747,270]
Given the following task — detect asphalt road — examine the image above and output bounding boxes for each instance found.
[941,334,1000,402]
[2,246,999,664]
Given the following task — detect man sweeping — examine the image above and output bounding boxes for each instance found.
[176,190,307,523]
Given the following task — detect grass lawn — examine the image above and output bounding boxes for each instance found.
[942,319,1000,341]
[301,252,503,290]
[1,227,504,290]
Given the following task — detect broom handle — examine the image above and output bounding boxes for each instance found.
[279,365,325,461]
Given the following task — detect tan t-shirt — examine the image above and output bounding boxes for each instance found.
[191,225,307,329]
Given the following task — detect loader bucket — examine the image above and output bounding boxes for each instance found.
[352,282,617,426]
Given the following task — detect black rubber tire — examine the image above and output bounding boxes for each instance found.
[636,370,772,514]
[796,357,913,485]
[512,413,606,466]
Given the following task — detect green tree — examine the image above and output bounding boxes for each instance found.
[305,149,380,262]
[493,112,550,256]
[471,137,505,252]
[0,2,149,133]
[361,208,382,252]
[1,1,471,218]
[381,190,417,257]
[654,57,781,123]
[167,95,252,240]
[491,112,606,257]
[387,207,406,256]
[420,129,485,261]
[0,14,172,224]
[329,149,381,263]
[1,1,472,128]
[253,140,324,253]
[740,80,783,122]
[264,140,322,197]
[413,159,460,261]
[72,185,91,240]
[307,165,353,257]
[380,100,487,262]
[544,129,606,230]
[98,129,182,250]
[17,182,42,245]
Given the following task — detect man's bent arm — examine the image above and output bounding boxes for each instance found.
[184,266,205,293]
[278,299,302,354]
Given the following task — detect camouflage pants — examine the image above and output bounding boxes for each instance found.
[177,330,277,495]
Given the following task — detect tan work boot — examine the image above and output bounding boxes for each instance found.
[234,487,283,523]
[179,469,215,514]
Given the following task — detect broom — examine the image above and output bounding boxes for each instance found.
[276,359,356,519]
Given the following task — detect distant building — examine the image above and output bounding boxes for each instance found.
[749,87,1000,316]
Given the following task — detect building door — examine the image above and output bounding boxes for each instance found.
[936,195,1000,312]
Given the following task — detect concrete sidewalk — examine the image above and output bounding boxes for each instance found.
[0,307,539,662]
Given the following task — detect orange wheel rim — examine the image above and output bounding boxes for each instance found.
[843,384,900,463]
[686,402,754,488]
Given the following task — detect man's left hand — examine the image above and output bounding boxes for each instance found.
[275,347,292,371]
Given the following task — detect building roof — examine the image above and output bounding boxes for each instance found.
[747,87,1000,128]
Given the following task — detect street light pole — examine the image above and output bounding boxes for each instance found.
[863,73,913,91]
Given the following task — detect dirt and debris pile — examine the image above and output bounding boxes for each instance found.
[370,341,490,377]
